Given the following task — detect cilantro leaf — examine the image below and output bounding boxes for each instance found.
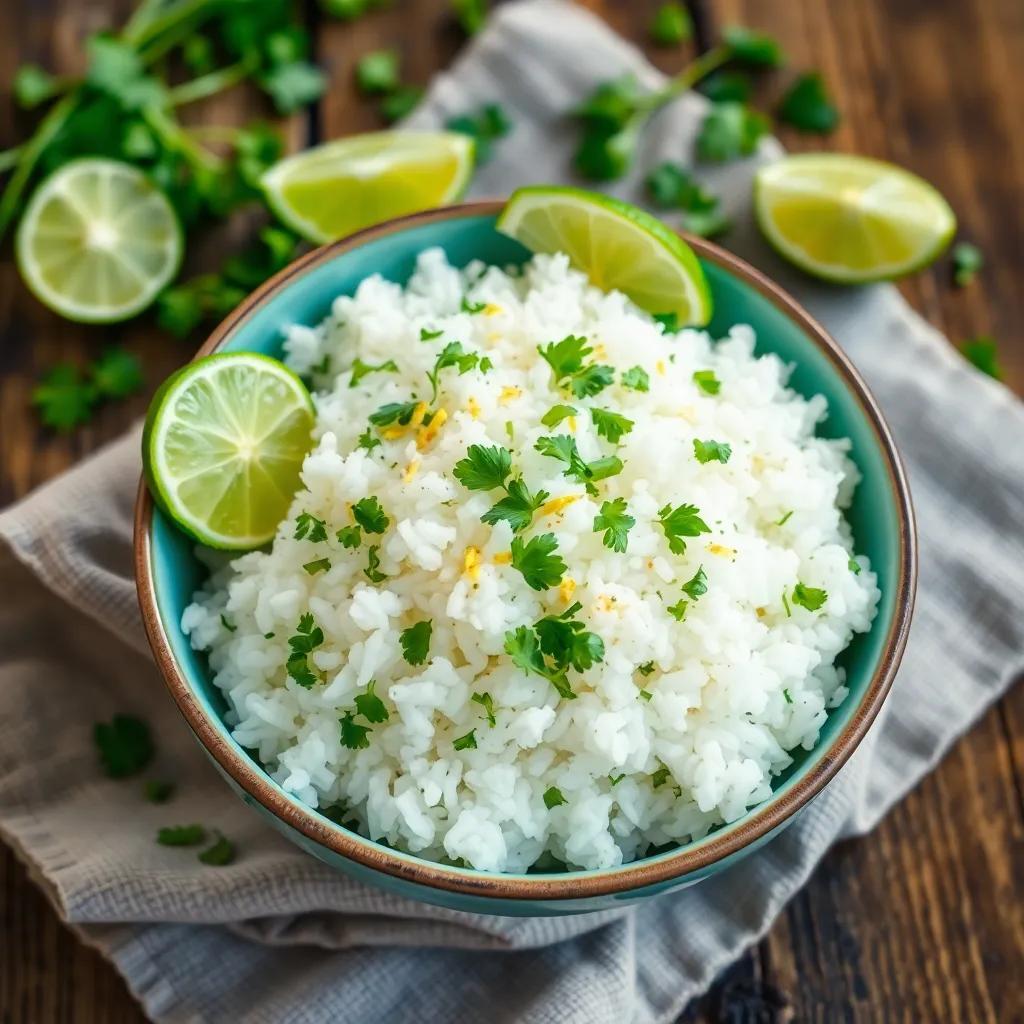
[510,533,566,591]
[370,400,420,427]
[352,496,389,534]
[693,438,732,464]
[453,444,512,491]
[356,49,399,94]
[538,334,591,382]
[609,772,626,786]
[644,163,731,237]
[13,64,60,108]
[420,327,444,341]
[400,620,432,665]
[340,712,371,749]
[451,0,488,35]
[446,102,511,163]
[295,511,328,542]
[952,242,982,287]
[650,2,692,45]
[354,680,390,723]
[357,428,382,453]
[543,786,566,809]
[591,407,634,443]
[481,477,548,533]
[639,662,656,676]
[86,35,165,110]
[94,714,153,778]
[723,25,784,67]
[621,366,650,392]
[350,358,398,387]
[471,691,497,727]
[461,296,486,314]
[849,558,862,576]
[570,364,615,399]
[681,565,708,599]
[783,688,794,705]
[287,613,324,689]
[960,336,1003,380]
[651,765,671,788]
[428,341,479,400]
[364,545,388,583]
[380,85,423,123]
[667,598,688,621]
[697,102,770,162]
[699,71,751,104]
[157,824,205,847]
[777,73,839,134]
[453,729,477,751]
[303,557,331,575]
[693,369,721,395]
[32,365,96,432]
[535,606,605,672]
[658,502,711,555]
[144,780,175,803]
[541,404,577,429]
[198,833,235,866]
[90,348,143,399]
[259,61,327,114]
[792,583,828,612]
[336,525,362,548]
[504,625,548,678]
[593,497,635,553]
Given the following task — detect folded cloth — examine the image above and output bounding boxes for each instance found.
[1,2,1021,1021]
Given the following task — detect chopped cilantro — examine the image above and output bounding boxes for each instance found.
[198,832,235,866]
[504,603,603,700]
[609,772,626,787]
[355,49,399,95]
[776,510,794,526]
[354,680,389,723]
[638,661,656,676]
[591,407,634,443]
[295,511,328,542]
[538,334,614,398]
[960,336,1003,380]
[781,590,792,617]
[783,688,793,705]
[848,558,862,575]
[479,356,494,373]
[453,444,512,491]
[534,434,621,494]
[651,765,671,788]
[692,369,721,395]
[471,691,497,727]
[157,824,205,847]
[697,101,770,162]
[350,357,398,387]
[264,632,275,640]
[792,583,828,612]
[657,502,711,555]
[446,102,510,162]
[639,689,653,702]
[399,620,432,665]
[339,712,371,750]
[693,438,732,464]
[570,363,615,399]
[352,496,389,534]
[681,565,708,600]
[543,786,566,809]
[336,525,362,548]
[621,366,650,392]
[143,780,174,804]
[461,296,486,314]
[645,162,730,237]
[420,327,444,341]
[286,613,324,689]
[699,71,751,103]
[510,533,567,591]
[593,497,635,553]
[364,545,387,583]
[952,242,982,287]
[505,420,514,441]
[452,729,477,751]
[303,557,331,576]
[357,427,382,452]
[667,599,689,621]
[777,72,839,133]
[541,404,577,429]
[94,715,153,778]
[481,477,549,533]
[650,2,692,45]
[369,400,420,428]
[220,613,237,632]
[380,84,422,123]
[428,341,479,400]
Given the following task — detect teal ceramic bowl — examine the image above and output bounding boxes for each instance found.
[135,202,916,916]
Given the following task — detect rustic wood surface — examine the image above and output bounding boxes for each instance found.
[1,0,1022,1021]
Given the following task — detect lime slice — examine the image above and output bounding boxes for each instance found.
[754,153,956,283]
[496,185,712,326]
[143,353,315,550]
[261,131,475,244]
[16,158,182,323]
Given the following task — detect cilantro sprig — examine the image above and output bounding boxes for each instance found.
[593,497,635,553]
[453,444,549,533]
[534,434,623,496]
[658,502,711,555]
[94,714,153,778]
[510,533,567,591]
[286,612,324,689]
[538,335,614,399]
[446,103,512,164]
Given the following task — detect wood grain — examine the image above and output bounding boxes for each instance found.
[1,1,1021,1021]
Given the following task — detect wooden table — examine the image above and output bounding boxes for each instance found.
[2,1,1022,1020]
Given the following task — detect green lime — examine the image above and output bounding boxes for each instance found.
[261,131,475,244]
[16,158,182,323]
[496,185,712,326]
[143,353,315,550]
[754,153,956,283]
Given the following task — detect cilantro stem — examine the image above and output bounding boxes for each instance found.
[132,0,220,63]
[656,45,733,104]
[121,0,174,44]
[166,61,254,107]
[144,105,224,171]
[0,146,24,174]
[0,92,79,241]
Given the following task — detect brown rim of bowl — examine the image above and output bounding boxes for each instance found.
[134,200,917,901]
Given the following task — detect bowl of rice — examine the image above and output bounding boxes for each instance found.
[135,200,915,915]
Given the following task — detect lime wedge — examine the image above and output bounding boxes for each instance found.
[16,158,182,323]
[143,353,315,550]
[754,154,956,283]
[261,131,475,244]
[496,186,712,326]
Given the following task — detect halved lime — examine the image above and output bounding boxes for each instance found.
[496,186,712,326]
[754,154,956,283]
[143,353,315,550]
[261,131,475,244]
[16,158,182,323]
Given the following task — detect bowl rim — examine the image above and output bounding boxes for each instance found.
[134,200,917,901]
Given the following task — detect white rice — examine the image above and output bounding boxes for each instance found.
[183,249,880,873]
